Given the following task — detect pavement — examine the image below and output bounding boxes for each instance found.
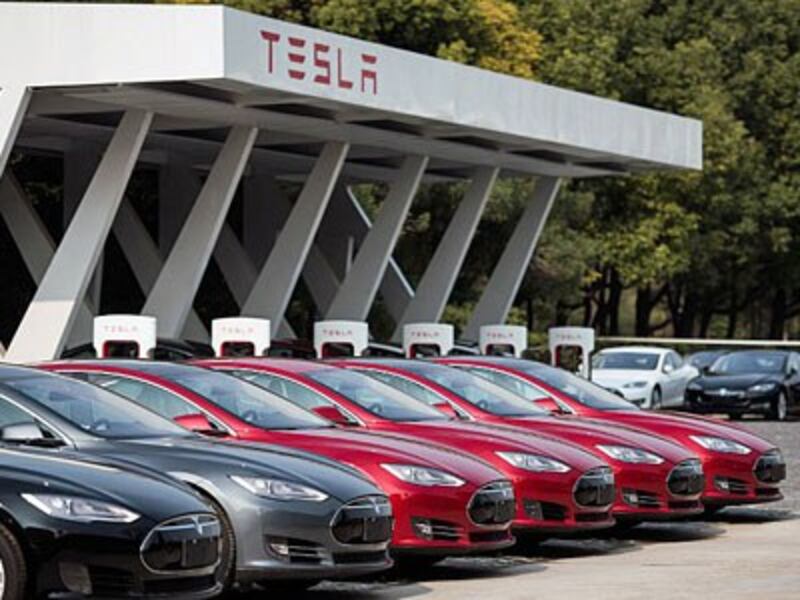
[241,416,800,600]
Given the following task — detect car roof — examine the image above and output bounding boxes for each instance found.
[599,346,669,355]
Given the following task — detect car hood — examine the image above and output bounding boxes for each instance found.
[269,428,504,487]
[503,416,697,465]
[693,373,782,390]
[592,370,656,387]
[82,436,382,503]
[379,420,608,473]
[0,446,211,522]
[602,410,776,454]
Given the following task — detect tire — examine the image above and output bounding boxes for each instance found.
[0,523,26,600]
[769,391,788,421]
[201,496,236,592]
[650,386,662,410]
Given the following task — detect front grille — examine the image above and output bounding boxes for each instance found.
[333,550,388,565]
[141,514,220,573]
[143,575,217,595]
[668,500,701,510]
[668,460,705,497]
[469,529,510,543]
[756,488,781,497]
[331,496,393,545]
[468,481,515,526]
[88,566,136,596]
[574,468,615,508]
[754,451,787,484]
[576,511,612,523]
[541,502,567,521]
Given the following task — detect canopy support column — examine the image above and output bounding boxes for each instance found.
[143,126,257,337]
[393,166,498,339]
[0,85,29,180]
[242,141,349,326]
[325,155,428,320]
[7,109,152,361]
[463,176,561,340]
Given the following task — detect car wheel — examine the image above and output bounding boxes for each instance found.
[770,391,788,421]
[0,523,26,600]
[650,386,662,410]
[202,496,236,592]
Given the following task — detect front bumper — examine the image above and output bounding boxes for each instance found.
[510,468,616,534]
[685,390,777,416]
[611,460,704,521]
[390,481,515,556]
[700,450,786,506]
[233,494,393,582]
[29,514,222,600]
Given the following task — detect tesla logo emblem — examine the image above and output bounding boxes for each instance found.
[260,30,379,95]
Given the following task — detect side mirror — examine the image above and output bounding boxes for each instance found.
[432,402,461,419]
[1,422,45,442]
[534,397,564,414]
[173,414,228,437]
[663,363,675,374]
[312,405,354,426]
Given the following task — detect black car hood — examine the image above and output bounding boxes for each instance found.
[0,446,211,522]
[695,373,782,390]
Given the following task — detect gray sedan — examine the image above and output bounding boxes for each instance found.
[0,365,393,592]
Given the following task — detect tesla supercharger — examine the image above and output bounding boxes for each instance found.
[211,318,271,357]
[479,325,528,357]
[403,323,454,357]
[548,326,595,378]
[93,315,157,359]
[314,320,369,358]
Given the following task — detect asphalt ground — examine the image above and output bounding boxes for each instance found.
[238,415,799,599]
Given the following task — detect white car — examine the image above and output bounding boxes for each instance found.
[590,346,699,409]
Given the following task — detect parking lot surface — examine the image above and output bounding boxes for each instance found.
[248,416,798,600]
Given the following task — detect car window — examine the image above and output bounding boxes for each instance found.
[593,352,659,370]
[461,366,549,402]
[0,396,39,428]
[232,371,330,411]
[357,370,473,420]
[710,352,787,375]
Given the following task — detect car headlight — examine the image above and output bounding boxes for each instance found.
[21,494,140,523]
[381,464,466,487]
[747,382,778,394]
[596,445,665,464]
[687,381,702,391]
[621,381,649,389]
[230,476,329,501]
[689,436,751,455]
[496,452,571,473]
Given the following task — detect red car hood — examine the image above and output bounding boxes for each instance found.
[496,415,699,465]
[372,420,609,473]
[600,411,777,453]
[246,427,506,486]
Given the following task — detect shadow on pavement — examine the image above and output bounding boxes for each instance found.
[514,536,640,560]
[618,520,725,543]
[701,507,798,524]
[234,579,432,600]
[388,555,546,583]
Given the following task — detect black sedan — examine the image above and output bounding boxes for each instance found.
[0,446,221,600]
[685,350,800,420]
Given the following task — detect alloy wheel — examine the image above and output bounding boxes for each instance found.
[0,555,6,600]
[777,392,787,421]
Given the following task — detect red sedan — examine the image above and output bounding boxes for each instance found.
[436,357,786,510]
[195,358,619,536]
[42,361,516,559]
[334,359,706,522]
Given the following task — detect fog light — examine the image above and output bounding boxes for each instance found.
[622,489,639,506]
[266,537,291,558]
[523,500,543,520]
[714,477,730,492]
[411,518,433,540]
[59,562,92,595]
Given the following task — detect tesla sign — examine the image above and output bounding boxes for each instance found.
[260,29,379,95]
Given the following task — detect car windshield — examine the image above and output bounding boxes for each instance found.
[487,360,639,411]
[688,351,725,369]
[592,352,659,370]
[152,367,332,430]
[2,373,190,439]
[306,368,448,422]
[709,352,787,375]
[384,362,549,417]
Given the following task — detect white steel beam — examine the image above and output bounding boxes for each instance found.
[393,167,499,339]
[242,142,349,325]
[6,109,152,361]
[112,199,208,341]
[0,85,30,180]
[463,177,561,340]
[325,155,428,320]
[142,126,257,337]
[0,174,95,348]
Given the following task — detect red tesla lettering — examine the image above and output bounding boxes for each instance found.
[361,53,377,94]
[314,43,331,85]
[260,30,280,74]
[288,36,307,80]
[337,48,354,90]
